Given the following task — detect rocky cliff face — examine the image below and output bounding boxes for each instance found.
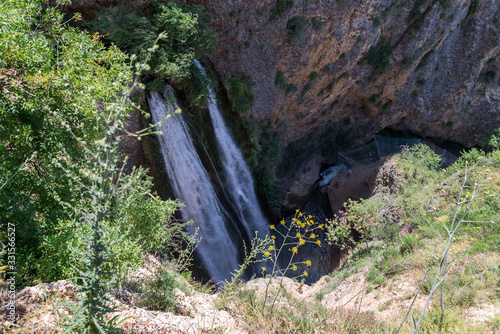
[67,0,499,212]
[198,0,499,148]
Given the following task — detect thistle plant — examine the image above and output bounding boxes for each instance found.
[56,34,176,333]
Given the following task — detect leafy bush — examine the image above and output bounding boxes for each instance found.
[275,70,298,94]
[91,1,217,79]
[226,76,254,115]
[252,123,283,217]
[365,37,393,72]
[275,70,287,87]
[408,0,431,23]
[481,127,500,150]
[286,16,308,42]
[0,0,131,287]
[135,268,179,312]
[401,144,442,170]
[311,17,325,30]
[309,71,319,80]
[270,0,294,20]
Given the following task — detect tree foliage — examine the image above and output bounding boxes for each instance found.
[91,1,217,79]
[0,0,187,289]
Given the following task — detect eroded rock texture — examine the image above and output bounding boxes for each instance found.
[66,0,499,210]
[199,0,499,147]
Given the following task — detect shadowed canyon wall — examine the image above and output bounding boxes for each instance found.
[67,0,500,212]
[198,0,499,147]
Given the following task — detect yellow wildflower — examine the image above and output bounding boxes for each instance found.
[292,247,298,253]
[280,219,285,225]
[306,260,312,266]
[310,233,316,239]
[262,267,266,272]
[268,245,275,251]
[303,271,308,277]
[296,232,301,238]
[292,265,297,271]
[271,235,276,239]
[264,251,271,257]
[318,224,324,230]
[270,224,275,229]
[316,240,321,247]
[299,238,305,246]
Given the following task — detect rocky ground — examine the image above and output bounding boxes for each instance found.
[3,247,499,333]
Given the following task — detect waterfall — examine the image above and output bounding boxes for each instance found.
[148,87,240,283]
[193,59,270,243]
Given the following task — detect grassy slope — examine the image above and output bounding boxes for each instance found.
[216,146,500,333]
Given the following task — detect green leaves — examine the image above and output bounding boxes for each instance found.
[92,1,217,79]
[0,0,130,287]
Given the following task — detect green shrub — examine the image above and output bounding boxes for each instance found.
[181,62,213,110]
[408,0,430,23]
[302,83,312,93]
[275,70,287,87]
[252,123,282,217]
[450,148,485,170]
[286,16,308,42]
[402,144,442,170]
[365,37,393,72]
[91,1,217,79]
[226,76,254,115]
[309,71,319,80]
[311,17,325,30]
[481,127,500,150]
[0,0,132,287]
[270,0,294,20]
[275,70,298,95]
[136,268,179,312]
[468,0,479,15]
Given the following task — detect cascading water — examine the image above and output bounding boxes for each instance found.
[148,86,240,283]
[193,60,270,242]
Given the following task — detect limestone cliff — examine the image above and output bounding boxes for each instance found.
[198,0,499,147]
[66,0,500,212]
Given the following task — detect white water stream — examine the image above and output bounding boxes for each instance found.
[149,61,270,283]
[148,86,239,283]
[193,60,270,242]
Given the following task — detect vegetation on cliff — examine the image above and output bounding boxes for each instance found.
[90,1,217,80]
[212,145,500,333]
[0,0,192,326]
[2,0,499,333]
